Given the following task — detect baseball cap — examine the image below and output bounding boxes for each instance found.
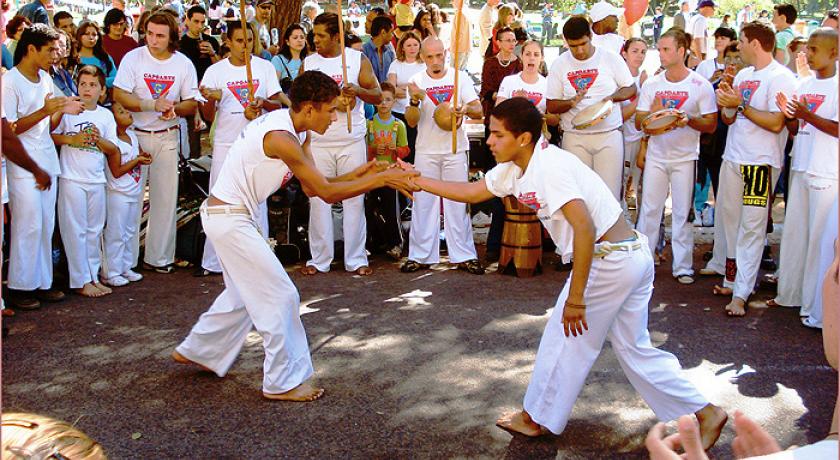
[256,0,273,7]
[697,0,716,8]
[589,1,624,23]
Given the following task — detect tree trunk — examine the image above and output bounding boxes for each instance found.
[271,0,304,38]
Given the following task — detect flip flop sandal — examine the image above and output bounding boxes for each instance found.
[457,259,485,275]
[400,260,429,273]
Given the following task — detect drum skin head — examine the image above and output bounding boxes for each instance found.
[642,109,683,135]
[572,99,613,130]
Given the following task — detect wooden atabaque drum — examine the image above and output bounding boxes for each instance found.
[498,196,542,277]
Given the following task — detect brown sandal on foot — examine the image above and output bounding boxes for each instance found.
[300,265,320,276]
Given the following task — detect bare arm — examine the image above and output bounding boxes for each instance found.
[686,112,718,134]
[607,84,637,104]
[2,118,51,189]
[561,199,595,306]
[174,99,198,117]
[742,106,786,133]
[113,87,146,112]
[414,175,496,204]
[354,56,383,105]
[463,99,483,120]
[621,99,638,123]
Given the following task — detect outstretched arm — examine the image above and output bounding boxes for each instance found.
[414,175,495,204]
[266,131,417,203]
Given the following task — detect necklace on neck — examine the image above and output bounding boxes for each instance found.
[498,54,514,67]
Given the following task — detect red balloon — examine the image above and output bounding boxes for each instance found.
[624,0,649,25]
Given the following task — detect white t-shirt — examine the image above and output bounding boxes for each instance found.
[637,70,717,163]
[409,68,479,155]
[723,61,797,168]
[53,106,119,184]
[113,47,199,131]
[547,47,635,133]
[211,109,308,220]
[387,60,426,114]
[303,49,365,146]
[107,129,144,197]
[621,72,645,143]
[498,73,548,113]
[789,75,838,179]
[200,56,281,146]
[695,58,724,81]
[687,15,708,54]
[591,33,625,55]
[484,140,622,260]
[1,67,60,178]
[748,440,837,459]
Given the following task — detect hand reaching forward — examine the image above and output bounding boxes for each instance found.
[731,410,782,458]
[646,416,710,460]
[380,167,420,200]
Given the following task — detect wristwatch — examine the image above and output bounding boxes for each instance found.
[409,99,421,107]
[736,103,746,114]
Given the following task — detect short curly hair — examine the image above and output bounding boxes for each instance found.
[289,70,341,112]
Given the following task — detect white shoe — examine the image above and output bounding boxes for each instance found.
[698,267,721,276]
[676,275,695,285]
[105,275,130,287]
[122,270,143,282]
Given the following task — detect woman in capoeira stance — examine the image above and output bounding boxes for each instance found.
[172,71,418,401]
[407,98,727,448]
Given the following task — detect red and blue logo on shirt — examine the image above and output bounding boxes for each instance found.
[567,69,599,92]
[517,191,542,211]
[227,80,262,108]
[143,73,176,99]
[655,90,689,110]
[738,80,760,106]
[425,85,455,106]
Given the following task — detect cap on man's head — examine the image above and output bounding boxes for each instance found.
[589,1,624,22]
[256,0,273,7]
[697,0,715,9]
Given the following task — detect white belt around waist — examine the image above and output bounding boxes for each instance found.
[593,230,644,259]
[200,200,250,216]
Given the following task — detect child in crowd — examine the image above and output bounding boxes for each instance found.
[102,102,152,287]
[51,65,120,298]
[366,82,409,259]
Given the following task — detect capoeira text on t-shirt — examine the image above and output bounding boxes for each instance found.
[143,73,175,99]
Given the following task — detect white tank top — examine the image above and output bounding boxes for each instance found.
[303,49,366,145]
[210,109,307,219]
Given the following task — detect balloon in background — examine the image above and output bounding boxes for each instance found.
[624,0,649,25]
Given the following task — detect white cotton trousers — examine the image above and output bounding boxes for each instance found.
[177,204,315,394]
[7,175,58,290]
[624,137,642,198]
[809,199,839,329]
[703,205,728,276]
[201,142,268,273]
[716,160,778,300]
[306,140,369,272]
[408,152,478,264]
[775,171,837,316]
[637,159,696,277]
[135,129,179,267]
[562,129,625,200]
[523,234,708,434]
[103,190,142,279]
[57,179,106,288]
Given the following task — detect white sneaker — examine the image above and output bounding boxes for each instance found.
[106,275,130,287]
[122,270,143,282]
[699,267,721,276]
[676,275,695,285]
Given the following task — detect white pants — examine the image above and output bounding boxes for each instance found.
[57,179,106,288]
[624,137,642,197]
[408,152,477,264]
[136,129,179,267]
[703,204,728,276]
[306,140,368,272]
[177,205,314,394]
[562,129,625,200]
[7,175,58,290]
[179,117,190,160]
[103,190,141,279]
[201,142,268,273]
[523,235,708,434]
[717,160,778,300]
[809,199,839,328]
[637,159,695,277]
[775,172,837,315]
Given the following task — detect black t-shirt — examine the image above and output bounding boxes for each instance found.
[179,33,220,81]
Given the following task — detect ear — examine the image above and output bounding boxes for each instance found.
[517,130,533,147]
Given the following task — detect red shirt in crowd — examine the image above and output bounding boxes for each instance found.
[102,34,139,68]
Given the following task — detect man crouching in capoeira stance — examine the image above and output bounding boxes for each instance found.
[172,71,418,401]
[407,98,727,447]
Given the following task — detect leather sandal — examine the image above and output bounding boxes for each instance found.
[400,260,430,273]
[457,259,485,275]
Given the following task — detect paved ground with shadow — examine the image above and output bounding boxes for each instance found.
[2,245,835,459]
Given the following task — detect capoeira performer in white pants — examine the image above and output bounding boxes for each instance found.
[113,11,199,274]
[300,12,382,276]
[619,38,647,209]
[2,24,82,309]
[400,37,484,275]
[408,98,727,447]
[172,71,418,401]
[52,66,122,298]
[197,21,284,276]
[635,29,718,285]
[546,16,637,201]
[770,28,838,325]
[713,21,796,317]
